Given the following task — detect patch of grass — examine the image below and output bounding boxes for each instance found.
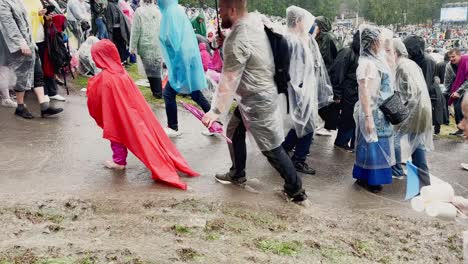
[439,117,463,140]
[350,239,372,257]
[172,224,192,236]
[223,208,287,232]
[203,232,220,241]
[176,248,202,262]
[256,239,302,256]
[38,258,74,264]
[447,235,462,252]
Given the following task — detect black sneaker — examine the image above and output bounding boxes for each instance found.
[294,162,316,175]
[334,144,355,153]
[215,172,247,186]
[15,108,34,119]
[285,190,308,204]
[368,184,383,193]
[41,107,64,118]
[450,129,464,136]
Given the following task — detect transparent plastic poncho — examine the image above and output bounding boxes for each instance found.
[210,13,284,151]
[354,25,395,170]
[0,0,35,91]
[284,6,318,138]
[158,0,207,94]
[78,36,100,75]
[129,2,162,78]
[391,38,434,156]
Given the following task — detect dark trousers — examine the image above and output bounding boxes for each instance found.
[335,127,356,148]
[454,95,464,125]
[112,28,127,63]
[148,77,162,98]
[392,135,430,188]
[163,82,211,131]
[227,107,303,196]
[282,129,314,163]
[37,42,58,96]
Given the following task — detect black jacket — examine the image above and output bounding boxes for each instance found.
[329,31,360,105]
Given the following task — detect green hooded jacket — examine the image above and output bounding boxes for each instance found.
[191,12,207,37]
[315,16,341,69]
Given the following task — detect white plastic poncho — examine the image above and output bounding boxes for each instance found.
[0,0,36,92]
[211,13,284,151]
[391,38,434,155]
[284,6,318,138]
[354,25,395,170]
[78,36,100,75]
[129,1,162,78]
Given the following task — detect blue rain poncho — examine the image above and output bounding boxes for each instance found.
[158,0,206,94]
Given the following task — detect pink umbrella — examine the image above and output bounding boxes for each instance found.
[182,102,232,144]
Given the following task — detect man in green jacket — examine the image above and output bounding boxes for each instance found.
[191,12,207,37]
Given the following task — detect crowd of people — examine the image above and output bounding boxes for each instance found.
[1,0,467,205]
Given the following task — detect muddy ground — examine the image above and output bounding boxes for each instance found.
[0,90,467,263]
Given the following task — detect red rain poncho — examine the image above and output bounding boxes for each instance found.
[86,40,199,190]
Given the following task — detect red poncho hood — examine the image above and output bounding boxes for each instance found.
[87,40,198,190]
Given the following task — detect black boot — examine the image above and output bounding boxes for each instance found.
[41,106,64,118]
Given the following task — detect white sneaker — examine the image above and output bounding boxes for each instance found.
[104,160,126,170]
[461,163,468,171]
[49,94,66,101]
[201,130,215,136]
[164,127,182,138]
[315,128,333,136]
[44,95,50,103]
[0,98,18,108]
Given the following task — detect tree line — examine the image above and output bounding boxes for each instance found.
[180,0,459,25]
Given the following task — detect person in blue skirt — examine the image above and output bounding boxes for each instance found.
[353,26,395,193]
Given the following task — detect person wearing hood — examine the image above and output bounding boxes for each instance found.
[90,0,109,40]
[389,38,433,187]
[282,6,316,175]
[86,39,199,190]
[158,0,211,137]
[105,0,131,63]
[201,0,307,204]
[199,42,211,72]
[404,35,444,137]
[130,0,163,98]
[353,26,395,194]
[314,16,340,70]
[78,36,100,76]
[0,0,63,119]
[329,30,360,152]
[192,11,207,37]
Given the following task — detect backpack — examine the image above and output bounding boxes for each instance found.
[264,26,291,96]
[48,26,72,72]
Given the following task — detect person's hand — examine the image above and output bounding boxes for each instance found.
[202,111,220,128]
[38,8,47,16]
[365,116,375,136]
[451,92,461,99]
[45,15,53,22]
[20,41,32,56]
[334,99,341,104]
[216,33,225,48]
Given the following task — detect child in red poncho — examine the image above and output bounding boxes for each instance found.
[86,40,199,190]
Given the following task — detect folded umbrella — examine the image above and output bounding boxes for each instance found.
[182,102,232,144]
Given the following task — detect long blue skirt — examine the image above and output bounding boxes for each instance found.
[353,133,393,186]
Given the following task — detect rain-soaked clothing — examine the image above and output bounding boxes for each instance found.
[158,0,206,94]
[0,0,36,92]
[86,40,199,190]
[210,13,304,197]
[390,39,433,188]
[78,36,100,75]
[315,16,340,69]
[191,12,207,37]
[353,26,395,186]
[404,35,444,128]
[129,2,162,78]
[329,31,360,148]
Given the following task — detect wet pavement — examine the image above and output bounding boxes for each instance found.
[1,91,468,215]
